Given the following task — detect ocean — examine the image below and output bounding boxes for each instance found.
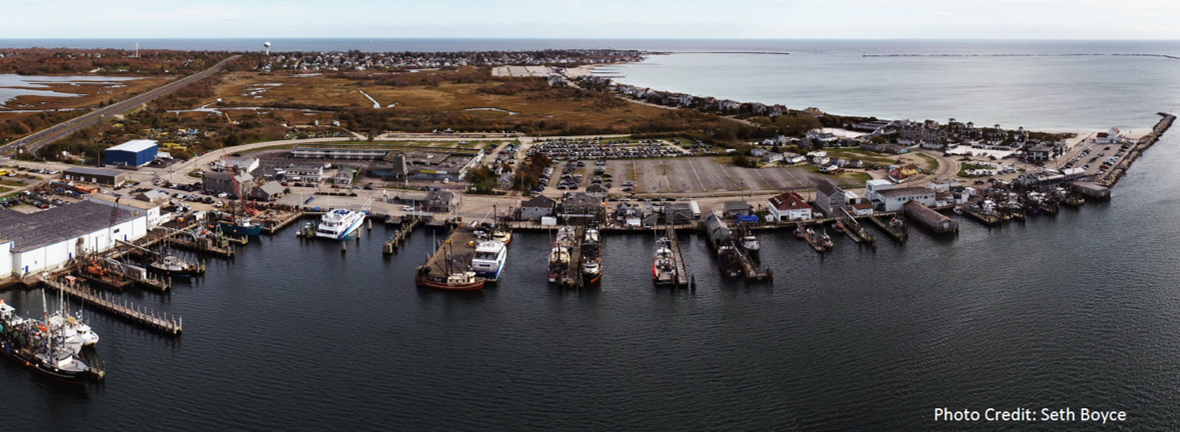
[1,39,1179,430]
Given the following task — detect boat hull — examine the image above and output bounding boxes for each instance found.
[218,221,263,236]
[473,266,504,283]
[315,215,365,240]
[0,342,90,384]
[415,275,485,291]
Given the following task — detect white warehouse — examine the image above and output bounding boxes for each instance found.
[0,201,148,278]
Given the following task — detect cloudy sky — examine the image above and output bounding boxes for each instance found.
[5,0,1180,39]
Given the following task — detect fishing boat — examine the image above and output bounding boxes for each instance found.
[580,228,602,284]
[471,240,508,282]
[315,209,366,240]
[217,216,263,236]
[0,300,102,384]
[74,257,132,292]
[833,222,846,233]
[491,227,512,245]
[548,246,571,283]
[820,231,834,249]
[147,255,205,279]
[652,237,677,285]
[793,226,806,239]
[717,245,745,277]
[740,234,761,256]
[415,268,485,291]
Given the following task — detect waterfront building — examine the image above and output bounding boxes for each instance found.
[287,164,325,183]
[0,201,148,277]
[518,195,557,221]
[424,190,459,213]
[815,179,847,218]
[767,192,812,222]
[202,171,254,197]
[870,186,936,212]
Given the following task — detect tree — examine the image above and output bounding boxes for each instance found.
[223,134,243,147]
[870,135,887,144]
[775,115,822,137]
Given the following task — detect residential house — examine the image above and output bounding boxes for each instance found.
[334,167,357,185]
[723,200,750,218]
[424,190,458,213]
[814,179,847,217]
[518,195,557,221]
[762,152,783,163]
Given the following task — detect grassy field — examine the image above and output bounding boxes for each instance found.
[210,71,675,131]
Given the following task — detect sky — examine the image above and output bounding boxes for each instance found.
[5,0,1180,39]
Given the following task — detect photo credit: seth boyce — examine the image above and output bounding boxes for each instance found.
[934,407,1127,424]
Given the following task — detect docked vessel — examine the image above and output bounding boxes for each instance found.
[652,237,677,285]
[218,216,263,236]
[491,227,512,245]
[148,255,206,279]
[580,228,602,284]
[820,231,834,249]
[717,245,745,277]
[415,268,486,291]
[547,246,571,284]
[315,209,366,240]
[415,240,486,291]
[0,300,102,384]
[471,240,508,282]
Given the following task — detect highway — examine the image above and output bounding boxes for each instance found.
[0,55,242,158]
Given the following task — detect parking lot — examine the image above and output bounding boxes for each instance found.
[535,157,868,196]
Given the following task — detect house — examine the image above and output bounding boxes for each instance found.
[1027,142,1065,162]
[849,201,874,216]
[832,158,848,167]
[767,192,812,222]
[558,192,605,224]
[811,155,830,165]
[762,152,783,163]
[497,173,515,190]
[334,167,357,185]
[814,179,847,218]
[424,190,458,213]
[847,159,864,168]
[134,190,171,204]
[250,182,285,201]
[518,195,557,221]
[784,154,807,164]
[750,148,767,157]
[287,164,324,183]
[202,171,254,197]
[227,156,260,174]
[723,200,750,218]
[664,203,694,225]
[1096,127,1124,144]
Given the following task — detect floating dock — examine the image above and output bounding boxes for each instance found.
[904,201,959,234]
[39,276,182,336]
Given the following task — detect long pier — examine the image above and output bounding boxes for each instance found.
[262,210,305,234]
[665,224,690,288]
[1100,112,1175,187]
[38,276,183,336]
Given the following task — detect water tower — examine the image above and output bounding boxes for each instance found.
[264,41,272,56]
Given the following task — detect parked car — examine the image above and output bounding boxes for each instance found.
[403,205,414,211]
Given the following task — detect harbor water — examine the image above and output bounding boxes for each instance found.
[1,130,1179,430]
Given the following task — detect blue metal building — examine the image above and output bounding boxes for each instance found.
[105,139,158,167]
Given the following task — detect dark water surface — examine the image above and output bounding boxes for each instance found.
[3,130,1179,430]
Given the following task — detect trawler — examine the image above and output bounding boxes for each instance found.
[580,228,603,284]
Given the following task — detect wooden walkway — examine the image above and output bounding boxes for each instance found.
[868,213,908,244]
[38,277,183,336]
[262,211,305,234]
[666,224,690,288]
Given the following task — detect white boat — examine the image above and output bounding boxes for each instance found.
[741,235,761,254]
[548,246,570,283]
[471,241,508,282]
[315,209,366,240]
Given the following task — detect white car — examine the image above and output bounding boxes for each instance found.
[403,205,414,211]
[217,192,228,198]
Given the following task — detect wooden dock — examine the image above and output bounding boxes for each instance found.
[262,210,305,234]
[797,222,827,253]
[957,205,1001,226]
[423,227,475,274]
[383,218,422,254]
[38,276,182,336]
[868,213,908,244]
[666,224,690,288]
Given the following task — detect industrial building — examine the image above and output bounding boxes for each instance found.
[105,139,159,167]
[63,167,130,185]
[0,201,149,278]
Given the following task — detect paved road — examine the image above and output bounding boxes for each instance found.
[0,55,242,158]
